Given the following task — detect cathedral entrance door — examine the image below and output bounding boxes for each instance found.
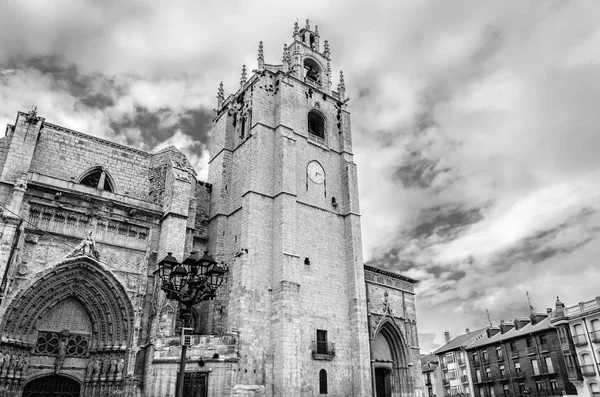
[375,368,391,397]
[22,375,80,397]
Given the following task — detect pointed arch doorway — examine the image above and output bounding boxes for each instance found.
[22,375,80,397]
[372,320,413,397]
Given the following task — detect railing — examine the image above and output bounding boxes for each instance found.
[482,355,489,364]
[513,368,524,378]
[443,379,450,386]
[525,346,537,355]
[580,364,596,376]
[458,358,466,366]
[497,353,504,361]
[589,330,600,343]
[473,359,481,366]
[311,341,335,359]
[460,375,469,383]
[511,351,519,359]
[572,333,588,346]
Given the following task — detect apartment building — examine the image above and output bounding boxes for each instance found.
[551,296,600,397]
[423,353,445,397]
[434,328,488,396]
[466,313,576,397]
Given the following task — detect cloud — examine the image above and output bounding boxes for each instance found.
[2,0,600,353]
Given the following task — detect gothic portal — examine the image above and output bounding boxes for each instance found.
[0,20,422,397]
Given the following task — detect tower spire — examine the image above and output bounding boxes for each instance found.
[217,81,224,109]
[305,18,310,30]
[338,71,346,101]
[257,41,264,70]
[240,65,247,87]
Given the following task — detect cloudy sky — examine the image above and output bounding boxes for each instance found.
[2,0,600,352]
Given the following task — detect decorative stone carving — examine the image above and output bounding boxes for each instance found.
[54,330,69,374]
[67,231,100,260]
[14,172,28,191]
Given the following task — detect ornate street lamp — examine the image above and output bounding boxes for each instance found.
[156,250,228,397]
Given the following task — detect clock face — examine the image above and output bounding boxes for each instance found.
[307,161,325,184]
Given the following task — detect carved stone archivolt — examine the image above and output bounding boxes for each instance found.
[1,256,135,351]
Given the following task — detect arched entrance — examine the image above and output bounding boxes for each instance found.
[0,256,135,397]
[372,320,414,397]
[22,375,80,397]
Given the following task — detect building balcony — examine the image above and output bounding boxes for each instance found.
[511,351,519,359]
[525,346,537,356]
[572,333,588,347]
[497,354,504,362]
[461,375,469,383]
[458,358,466,366]
[311,341,335,360]
[472,359,481,366]
[482,357,490,364]
[590,330,600,343]
[443,379,450,386]
[580,364,596,376]
[499,372,510,381]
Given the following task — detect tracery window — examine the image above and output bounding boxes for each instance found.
[79,167,113,192]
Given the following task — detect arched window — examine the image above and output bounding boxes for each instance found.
[308,111,325,140]
[319,369,327,394]
[79,167,113,192]
[304,58,322,86]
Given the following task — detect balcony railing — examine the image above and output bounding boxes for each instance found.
[473,359,481,366]
[525,346,537,355]
[461,375,469,383]
[590,330,600,343]
[311,341,335,360]
[510,351,519,359]
[458,358,466,366]
[443,379,450,386]
[572,333,588,346]
[580,364,596,376]
[497,354,504,361]
[482,356,490,364]
[513,368,525,378]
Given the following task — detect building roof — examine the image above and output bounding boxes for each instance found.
[466,316,552,350]
[433,328,488,355]
[421,353,439,372]
[364,264,419,284]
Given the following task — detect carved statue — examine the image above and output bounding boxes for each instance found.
[116,358,125,380]
[86,357,95,379]
[14,172,28,190]
[67,231,100,260]
[101,356,110,378]
[0,352,5,372]
[109,356,118,379]
[0,352,9,377]
[8,354,18,378]
[93,357,102,380]
[54,338,67,374]
[17,353,29,378]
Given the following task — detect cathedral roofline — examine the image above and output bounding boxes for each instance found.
[364,264,419,284]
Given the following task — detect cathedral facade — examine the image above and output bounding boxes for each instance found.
[0,22,421,397]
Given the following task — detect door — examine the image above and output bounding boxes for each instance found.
[182,372,208,397]
[22,375,80,397]
[375,368,391,397]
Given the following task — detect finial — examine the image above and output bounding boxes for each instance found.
[306,18,310,30]
[315,25,319,36]
[258,41,265,70]
[217,81,224,101]
[240,65,247,86]
[293,21,299,36]
[258,41,264,61]
[339,71,345,89]
[323,40,330,58]
[283,44,290,63]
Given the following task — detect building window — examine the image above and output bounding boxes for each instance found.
[485,367,491,380]
[499,365,506,377]
[319,369,327,394]
[550,379,558,391]
[503,384,510,395]
[514,362,521,374]
[590,382,600,396]
[526,338,532,348]
[496,346,503,360]
[308,110,325,140]
[79,167,113,192]
[535,381,544,392]
[476,369,482,383]
[472,352,479,365]
[304,58,322,86]
[510,342,516,352]
[316,330,328,354]
[539,334,547,346]
[545,356,554,373]
[482,350,489,363]
[531,359,540,375]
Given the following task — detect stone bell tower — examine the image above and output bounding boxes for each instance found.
[208,20,371,396]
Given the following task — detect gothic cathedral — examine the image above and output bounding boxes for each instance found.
[0,21,422,397]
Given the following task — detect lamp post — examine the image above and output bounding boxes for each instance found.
[155,251,228,397]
